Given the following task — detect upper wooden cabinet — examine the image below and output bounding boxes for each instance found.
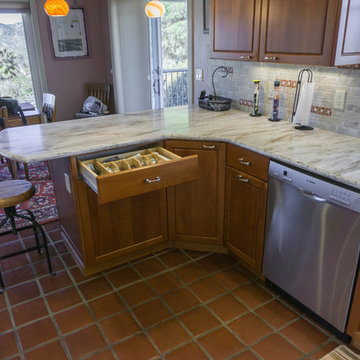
[210,0,261,61]
[211,0,360,66]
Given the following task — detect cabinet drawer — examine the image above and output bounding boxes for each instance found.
[226,144,269,181]
[78,146,198,204]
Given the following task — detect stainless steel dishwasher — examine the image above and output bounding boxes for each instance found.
[263,161,360,339]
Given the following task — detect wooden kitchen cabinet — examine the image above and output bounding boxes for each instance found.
[166,140,226,251]
[210,0,262,61]
[224,145,269,273]
[211,0,360,66]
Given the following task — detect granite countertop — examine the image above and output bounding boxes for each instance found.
[0,105,359,189]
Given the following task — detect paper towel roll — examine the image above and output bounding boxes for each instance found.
[293,82,314,126]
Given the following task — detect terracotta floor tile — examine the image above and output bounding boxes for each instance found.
[12,298,48,326]
[1,253,29,271]
[148,318,191,353]
[78,277,113,300]
[189,277,226,302]
[24,340,67,360]
[157,250,190,268]
[208,294,248,322]
[0,308,12,332]
[256,300,298,329]
[233,283,272,309]
[165,342,208,360]
[106,266,141,288]
[61,253,76,267]
[55,304,94,334]
[86,349,116,360]
[89,293,125,320]
[182,250,207,259]
[133,299,172,328]
[54,241,68,254]
[214,267,249,290]
[39,270,72,294]
[65,325,107,359]
[100,311,140,343]
[18,317,58,350]
[2,265,36,287]
[0,232,18,245]
[198,327,243,360]
[133,257,166,277]
[229,313,272,345]
[7,281,40,305]
[309,341,339,359]
[162,288,199,314]
[46,286,82,313]
[281,318,328,353]
[196,254,230,273]
[33,256,64,277]
[231,350,259,360]
[147,272,182,295]
[172,262,208,284]
[0,331,19,358]
[113,333,158,360]
[179,306,220,336]
[0,293,6,309]
[253,334,303,360]
[69,266,98,283]
[119,281,156,306]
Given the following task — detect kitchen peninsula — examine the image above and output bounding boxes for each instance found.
[1,105,360,347]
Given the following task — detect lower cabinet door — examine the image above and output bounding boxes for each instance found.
[224,166,267,273]
[77,180,168,272]
[166,140,226,247]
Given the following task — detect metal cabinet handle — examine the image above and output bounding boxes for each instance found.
[238,158,251,166]
[239,55,251,60]
[202,145,216,150]
[237,175,249,183]
[264,56,277,61]
[145,176,161,184]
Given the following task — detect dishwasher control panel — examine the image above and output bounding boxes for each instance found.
[269,161,360,213]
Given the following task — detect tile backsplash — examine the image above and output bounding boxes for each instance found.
[206,60,360,137]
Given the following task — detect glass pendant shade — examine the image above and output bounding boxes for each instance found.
[44,0,70,17]
[145,1,165,18]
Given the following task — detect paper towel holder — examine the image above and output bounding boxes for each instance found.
[292,69,314,131]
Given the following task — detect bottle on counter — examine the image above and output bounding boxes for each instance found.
[250,80,262,117]
[268,80,281,122]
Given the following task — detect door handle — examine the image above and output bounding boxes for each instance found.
[238,158,251,166]
[237,175,249,183]
[145,176,161,184]
[202,144,216,150]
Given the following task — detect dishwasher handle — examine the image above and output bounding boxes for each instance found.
[297,188,328,203]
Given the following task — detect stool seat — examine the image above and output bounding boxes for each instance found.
[0,180,35,208]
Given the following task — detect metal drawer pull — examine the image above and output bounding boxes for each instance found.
[239,55,251,60]
[202,145,216,149]
[237,175,249,183]
[238,158,251,166]
[145,176,161,184]
[264,56,277,61]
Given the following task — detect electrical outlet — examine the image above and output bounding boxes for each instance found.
[64,173,71,194]
[195,68,203,81]
[334,90,346,110]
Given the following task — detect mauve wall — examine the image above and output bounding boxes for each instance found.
[35,0,112,121]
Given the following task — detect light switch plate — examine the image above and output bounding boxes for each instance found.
[64,173,71,194]
[334,90,346,110]
[195,68,203,81]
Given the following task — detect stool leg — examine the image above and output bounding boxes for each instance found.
[5,207,17,235]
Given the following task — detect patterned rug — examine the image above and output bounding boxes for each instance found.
[320,345,360,360]
[0,161,58,233]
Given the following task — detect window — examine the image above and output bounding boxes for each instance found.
[0,0,47,108]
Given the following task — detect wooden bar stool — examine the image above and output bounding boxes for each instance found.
[0,180,54,292]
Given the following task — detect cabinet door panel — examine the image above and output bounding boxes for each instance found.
[260,0,339,65]
[225,167,267,272]
[211,0,261,60]
[166,141,225,246]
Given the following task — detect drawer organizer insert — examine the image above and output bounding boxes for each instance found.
[78,146,198,204]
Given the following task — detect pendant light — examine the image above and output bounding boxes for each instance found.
[145,1,165,18]
[44,0,70,17]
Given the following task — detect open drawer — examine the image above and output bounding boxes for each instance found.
[78,146,198,204]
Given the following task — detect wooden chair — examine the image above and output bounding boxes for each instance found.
[0,106,18,179]
[85,83,111,108]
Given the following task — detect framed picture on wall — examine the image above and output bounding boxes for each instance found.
[49,8,89,58]
[203,0,209,34]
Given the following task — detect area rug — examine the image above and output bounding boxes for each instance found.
[0,161,58,233]
[320,345,360,360]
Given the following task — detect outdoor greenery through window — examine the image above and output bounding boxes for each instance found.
[161,0,188,107]
[0,13,35,104]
